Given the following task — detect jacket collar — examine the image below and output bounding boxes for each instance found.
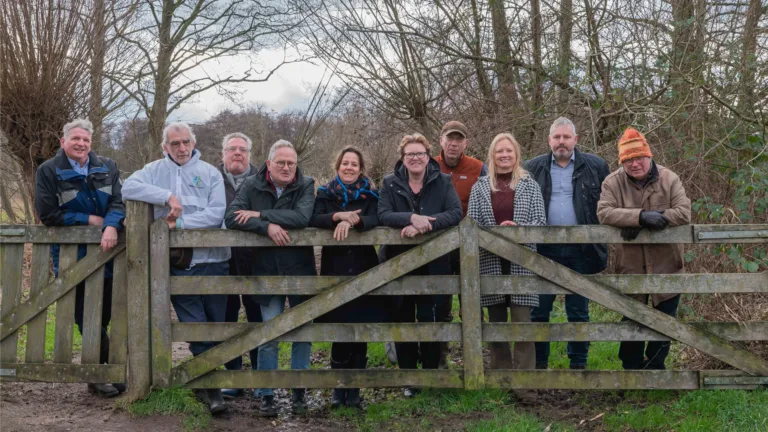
[54,149,107,180]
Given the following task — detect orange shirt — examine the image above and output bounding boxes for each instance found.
[435,151,485,217]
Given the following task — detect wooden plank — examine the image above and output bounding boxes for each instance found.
[0,244,23,363]
[478,229,768,376]
[80,244,105,364]
[1,244,125,340]
[171,227,446,247]
[53,245,79,364]
[0,363,125,383]
[170,228,461,386]
[482,273,768,295]
[459,219,484,390]
[483,322,768,342]
[169,273,767,296]
[25,244,51,363]
[186,369,464,389]
[125,201,153,401]
[485,370,700,390]
[150,219,172,387]
[171,275,460,295]
[173,322,462,342]
[486,225,693,244]
[0,225,112,244]
[109,252,128,366]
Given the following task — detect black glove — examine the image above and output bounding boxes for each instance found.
[620,227,642,241]
[639,210,668,230]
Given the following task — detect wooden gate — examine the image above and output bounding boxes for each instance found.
[0,225,127,385]
[141,203,768,394]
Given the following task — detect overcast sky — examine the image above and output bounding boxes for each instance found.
[166,48,336,124]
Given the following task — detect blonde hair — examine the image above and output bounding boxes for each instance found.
[398,134,432,157]
[487,132,528,192]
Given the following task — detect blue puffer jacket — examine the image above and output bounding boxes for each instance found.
[35,149,125,277]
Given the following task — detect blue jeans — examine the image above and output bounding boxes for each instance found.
[255,295,311,397]
[530,253,591,368]
[171,262,229,357]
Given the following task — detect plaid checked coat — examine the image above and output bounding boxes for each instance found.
[467,174,547,307]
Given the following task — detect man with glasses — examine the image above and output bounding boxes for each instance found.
[433,121,486,368]
[122,122,231,414]
[597,127,691,371]
[216,133,263,398]
[225,139,315,417]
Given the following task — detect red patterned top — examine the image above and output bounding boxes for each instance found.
[491,172,515,224]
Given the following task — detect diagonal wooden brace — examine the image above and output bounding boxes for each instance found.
[0,244,125,341]
[171,228,461,386]
[478,229,768,376]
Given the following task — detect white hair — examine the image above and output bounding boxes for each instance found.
[63,119,93,138]
[549,117,577,136]
[221,132,253,153]
[161,122,196,147]
[268,139,296,161]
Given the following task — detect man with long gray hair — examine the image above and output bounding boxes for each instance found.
[121,122,231,414]
[35,118,126,397]
[525,117,610,370]
[225,139,315,417]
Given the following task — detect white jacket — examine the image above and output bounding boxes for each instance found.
[122,150,231,265]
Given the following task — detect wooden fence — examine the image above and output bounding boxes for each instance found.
[1,201,767,401]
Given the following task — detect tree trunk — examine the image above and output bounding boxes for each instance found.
[470,0,494,112]
[147,0,176,162]
[739,0,762,113]
[490,0,518,107]
[670,0,696,136]
[89,0,106,151]
[530,0,543,112]
[557,0,573,104]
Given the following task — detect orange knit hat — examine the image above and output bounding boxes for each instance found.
[617,127,653,163]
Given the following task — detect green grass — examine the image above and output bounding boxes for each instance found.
[465,410,574,432]
[605,389,768,431]
[128,387,210,431]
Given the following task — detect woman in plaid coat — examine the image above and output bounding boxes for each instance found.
[467,132,546,403]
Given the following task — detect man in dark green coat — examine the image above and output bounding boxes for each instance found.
[224,139,315,417]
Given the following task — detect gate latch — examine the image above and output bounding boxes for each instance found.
[702,376,768,388]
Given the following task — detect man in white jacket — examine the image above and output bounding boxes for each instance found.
[121,122,231,414]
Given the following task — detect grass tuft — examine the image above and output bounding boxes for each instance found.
[128,387,210,431]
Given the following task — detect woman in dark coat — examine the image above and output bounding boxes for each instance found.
[378,134,462,398]
[310,146,384,409]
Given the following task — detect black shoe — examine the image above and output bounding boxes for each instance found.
[112,383,127,394]
[570,365,586,370]
[88,383,119,398]
[207,389,229,415]
[330,388,346,409]
[535,363,548,370]
[259,395,278,417]
[345,388,361,408]
[195,389,210,406]
[403,387,420,398]
[291,388,307,413]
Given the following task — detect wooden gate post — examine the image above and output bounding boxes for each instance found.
[459,218,484,390]
[126,201,153,401]
[150,219,171,387]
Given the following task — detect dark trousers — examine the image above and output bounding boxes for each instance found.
[331,342,367,370]
[171,262,229,357]
[74,277,113,364]
[619,294,681,370]
[224,294,263,370]
[393,294,451,370]
[530,253,591,368]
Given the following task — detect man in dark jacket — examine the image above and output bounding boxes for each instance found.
[34,119,125,397]
[217,132,262,397]
[225,140,315,417]
[525,117,610,370]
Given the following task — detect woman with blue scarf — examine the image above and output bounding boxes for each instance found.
[310,146,385,409]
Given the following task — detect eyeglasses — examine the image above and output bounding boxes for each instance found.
[169,139,192,147]
[273,160,296,169]
[225,146,248,153]
[403,152,428,160]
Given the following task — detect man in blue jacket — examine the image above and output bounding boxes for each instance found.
[35,119,126,397]
[525,117,610,370]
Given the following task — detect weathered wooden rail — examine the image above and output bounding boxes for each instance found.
[1,202,767,401]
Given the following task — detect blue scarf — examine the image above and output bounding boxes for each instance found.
[318,175,379,209]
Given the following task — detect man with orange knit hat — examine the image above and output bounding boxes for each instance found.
[597,127,691,371]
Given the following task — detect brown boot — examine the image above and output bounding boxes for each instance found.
[488,342,513,370]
